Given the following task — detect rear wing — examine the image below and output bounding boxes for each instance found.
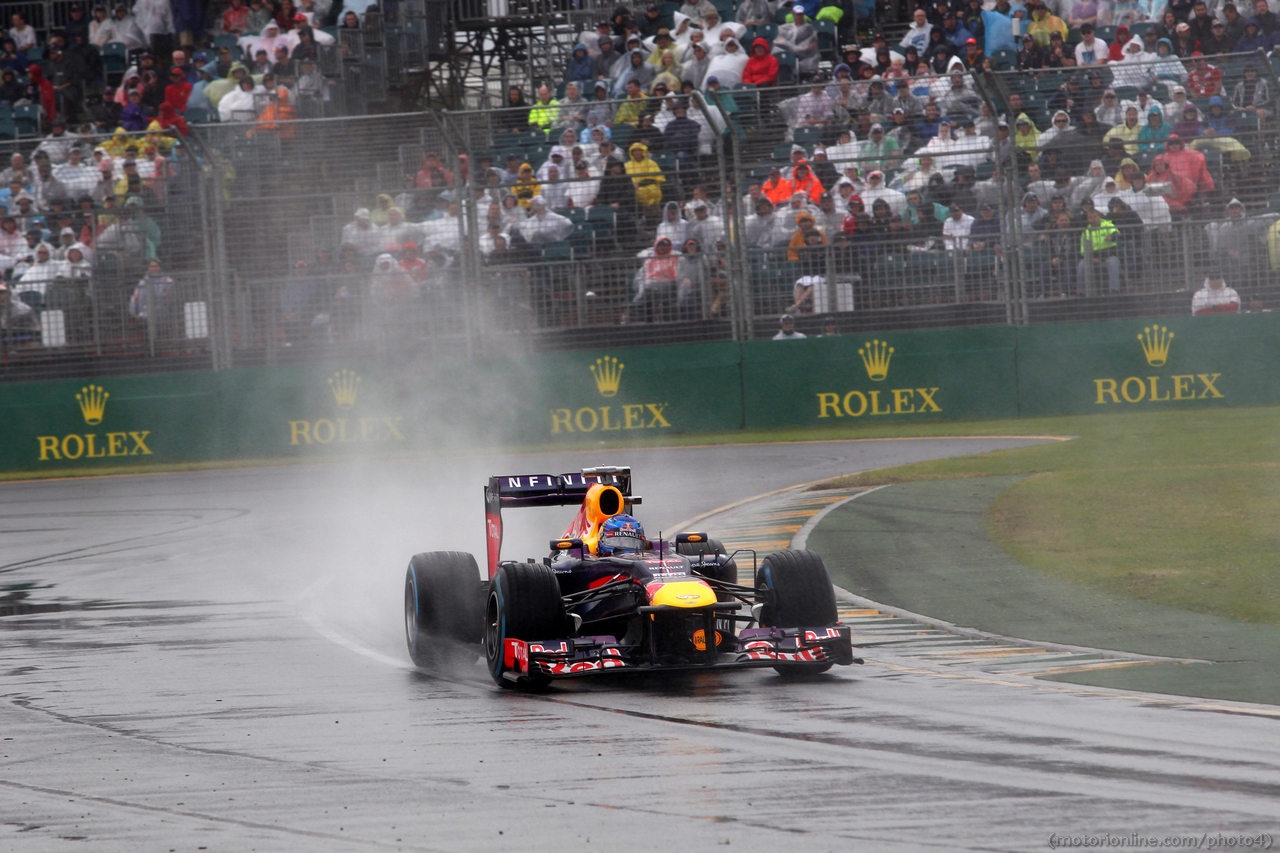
[484,466,640,578]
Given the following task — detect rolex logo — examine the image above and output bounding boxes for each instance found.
[1137,326,1173,367]
[858,340,894,381]
[75,384,109,425]
[590,356,624,398]
[328,369,361,410]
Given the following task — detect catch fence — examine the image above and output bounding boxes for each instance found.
[3,50,1279,381]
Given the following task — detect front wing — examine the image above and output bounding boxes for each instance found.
[502,624,856,681]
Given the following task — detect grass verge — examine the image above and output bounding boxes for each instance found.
[815,405,1280,626]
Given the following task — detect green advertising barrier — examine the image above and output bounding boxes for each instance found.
[534,342,745,439]
[1014,313,1280,417]
[740,325,1021,428]
[2,314,1279,474]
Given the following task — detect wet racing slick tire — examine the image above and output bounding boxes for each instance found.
[485,562,567,689]
[676,537,737,584]
[755,549,839,677]
[405,551,483,668]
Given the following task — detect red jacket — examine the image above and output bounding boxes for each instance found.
[742,38,779,86]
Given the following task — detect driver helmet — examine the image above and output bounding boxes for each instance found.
[597,514,648,555]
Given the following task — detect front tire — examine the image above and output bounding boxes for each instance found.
[405,551,483,668]
[484,562,566,689]
[756,549,838,677]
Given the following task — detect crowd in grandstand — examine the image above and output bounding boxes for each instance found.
[0,0,370,347]
[340,0,1269,325]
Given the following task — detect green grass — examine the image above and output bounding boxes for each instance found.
[814,406,1280,626]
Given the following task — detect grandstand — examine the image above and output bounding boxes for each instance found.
[0,0,1276,379]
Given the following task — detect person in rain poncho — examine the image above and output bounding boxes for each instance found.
[97,4,147,50]
[14,244,70,297]
[1111,38,1155,89]
[736,0,772,25]
[132,0,174,43]
[341,208,384,257]
[625,141,664,216]
[514,196,572,243]
[651,50,683,92]
[1038,110,1074,148]
[704,37,746,87]
[656,200,690,245]
[633,235,681,320]
[1205,198,1258,284]
[1191,272,1242,315]
[775,6,820,75]
[1117,172,1172,227]
[612,49,656,97]
[218,76,260,122]
[683,42,711,88]
[369,252,417,304]
[243,20,289,59]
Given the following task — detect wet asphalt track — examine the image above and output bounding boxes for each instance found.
[2,438,1279,852]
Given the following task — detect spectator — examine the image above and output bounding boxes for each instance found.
[341,208,383,257]
[218,76,258,122]
[1138,106,1170,152]
[942,202,974,250]
[498,86,529,132]
[625,141,664,219]
[1187,0,1215,43]
[775,7,819,76]
[704,39,746,88]
[1233,17,1270,52]
[1111,39,1155,89]
[1186,53,1222,97]
[1160,134,1214,206]
[633,236,680,321]
[742,37,778,86]
[1220,2,1247,42]
[16,243,71,297]
[663,102,701,165]
[54,147,99,195]
[101,4,148,50]
[0,282,39,341]
[1077,206,1120,293]
[612,49,656,97]
[1171,103,1202,137]
[565,160,599,208]
[165,65,193,112]
[1232,65,1270,119]
[134,0,175,52]
[746,197,790,247]
[1206,198,1259,285]
[901,8,934,52]
[515,196,572,244]
[1027,1,1068,47]
[1191,271,1241,314]
[9,13,37,51]
[222,0,252,34]
[773,312,806,339]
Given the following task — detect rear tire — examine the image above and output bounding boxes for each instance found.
[755,549,838,677]
[484,562,566,689]
[405,551,483,668]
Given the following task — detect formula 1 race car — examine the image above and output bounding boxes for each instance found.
[403,466,857,688]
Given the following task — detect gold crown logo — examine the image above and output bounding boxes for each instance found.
[328,369,361,410]
[1137,325,1173,367]
[75,384,109,425]
[858,340,895,381]
[590,356,624,398]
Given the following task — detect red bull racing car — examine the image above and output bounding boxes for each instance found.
[403,466,858,688]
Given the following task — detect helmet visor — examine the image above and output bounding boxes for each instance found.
[600,532,646,553]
